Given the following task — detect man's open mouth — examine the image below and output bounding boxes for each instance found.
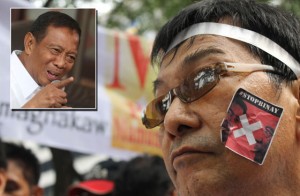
[47,70,60,81]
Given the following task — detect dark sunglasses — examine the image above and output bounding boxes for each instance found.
[142,62,275,129]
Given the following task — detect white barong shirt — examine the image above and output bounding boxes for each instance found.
[10,50,41,109]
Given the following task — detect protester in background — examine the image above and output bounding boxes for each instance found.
[142,0,300,195]
[84,158,126,183]
[68,158,125,196]
[68,179,114,196]
[0,139,7,195]
[10,11,81,108]
[4,143,43,196]
[113,155,175,196]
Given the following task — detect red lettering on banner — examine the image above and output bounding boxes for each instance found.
[113,117,160,148]
[107,33,125,89]
[128,35,149,89]
[128,101,142,119]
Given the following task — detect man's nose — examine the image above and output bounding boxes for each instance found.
[54,54,66,69]
[163,97,202,138]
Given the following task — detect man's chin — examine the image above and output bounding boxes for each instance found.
[175,168,228,195]
[38,78,51,87]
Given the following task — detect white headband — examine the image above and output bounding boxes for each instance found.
[166,22,300,78]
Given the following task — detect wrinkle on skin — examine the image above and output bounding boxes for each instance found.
[21,26,79,87]
[156,35,260,97]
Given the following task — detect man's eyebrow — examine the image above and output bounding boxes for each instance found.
[67,51,77,57]
[48,44,63,49]
[181,47,226,68]
[48,44,77,55]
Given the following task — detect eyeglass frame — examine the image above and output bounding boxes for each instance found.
[141,62,276,129]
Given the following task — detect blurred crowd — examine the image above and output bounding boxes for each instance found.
[0,140,175,196]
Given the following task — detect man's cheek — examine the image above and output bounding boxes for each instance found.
[68,63,75,71]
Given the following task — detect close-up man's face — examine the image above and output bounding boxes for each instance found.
[156,33,298,195]
[25,25,79,86]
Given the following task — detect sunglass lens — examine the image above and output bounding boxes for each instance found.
[176,67,219,102]
[142,66,220,128]
[142,93,172,128]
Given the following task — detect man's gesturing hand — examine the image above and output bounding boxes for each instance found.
[22,77,74,108]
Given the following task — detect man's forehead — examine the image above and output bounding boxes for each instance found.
[44,25,79,41]
[153,34,260,96]
[42,26,80,50]
[154,36,231,96]
[160,35,236,69]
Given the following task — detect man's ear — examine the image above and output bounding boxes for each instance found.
[0,169,7,195]
[293,78,300,142]
[24,32,35,55]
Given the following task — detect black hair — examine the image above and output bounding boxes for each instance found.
[113,155,173,196]
[5,143,40,186]
[0,139,6,169]
[151,0,300,82]
[29,11,81,43]
[84,158,126,181]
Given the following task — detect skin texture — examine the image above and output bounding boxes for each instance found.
[0,169,7,195]
[156,35,300,195]
[3,160,43,196]
[19,25,79,108]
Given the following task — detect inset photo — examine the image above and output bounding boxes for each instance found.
[10,8,97,110]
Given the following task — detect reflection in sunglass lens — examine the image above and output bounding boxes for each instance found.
[158,92,172,113]
[175,67,218,103]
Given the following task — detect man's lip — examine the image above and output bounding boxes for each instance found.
[171,146,213,164]
[47,70,62,81]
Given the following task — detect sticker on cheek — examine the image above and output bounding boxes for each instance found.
[220,88,284,165]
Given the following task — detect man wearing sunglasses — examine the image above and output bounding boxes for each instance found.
[142,0,300,195]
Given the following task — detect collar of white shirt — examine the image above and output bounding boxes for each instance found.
[11,50,41,108]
